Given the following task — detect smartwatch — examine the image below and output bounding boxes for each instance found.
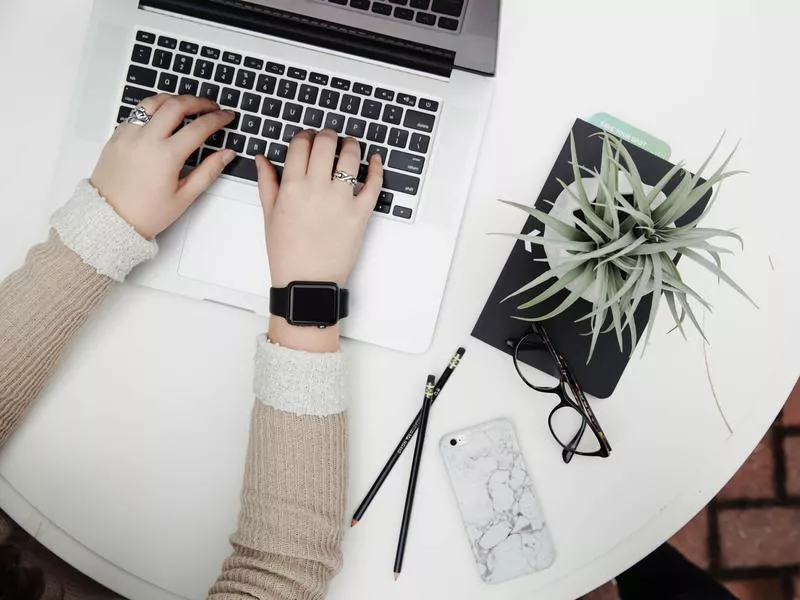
[269,281,349,327]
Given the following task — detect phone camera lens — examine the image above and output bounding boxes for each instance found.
[449,438,457,446]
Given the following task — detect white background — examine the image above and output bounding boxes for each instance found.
[0,1,798,599]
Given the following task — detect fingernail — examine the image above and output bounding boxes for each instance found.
[222,109,236,115]
[222,149,236,165]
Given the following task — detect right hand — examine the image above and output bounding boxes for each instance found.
[255,129,383,288]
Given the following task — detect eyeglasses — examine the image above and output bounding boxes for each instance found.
[506,323,612,463]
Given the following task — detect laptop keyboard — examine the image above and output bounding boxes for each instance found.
[117,30,442,223]
[315,0,467,33]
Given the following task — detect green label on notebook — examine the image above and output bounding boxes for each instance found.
[588,113,672,160]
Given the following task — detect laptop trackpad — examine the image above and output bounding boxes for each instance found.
[178,195,269,297]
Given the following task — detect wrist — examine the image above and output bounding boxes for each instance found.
[268,316,340,353]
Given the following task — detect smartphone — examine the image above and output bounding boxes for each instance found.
[439,418,556,584]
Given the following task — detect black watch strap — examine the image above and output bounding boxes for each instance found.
[269,282,349,325]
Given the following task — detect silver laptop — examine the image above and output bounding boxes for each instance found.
[49,0,499,353]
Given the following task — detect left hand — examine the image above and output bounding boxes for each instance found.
[91,94,237,239]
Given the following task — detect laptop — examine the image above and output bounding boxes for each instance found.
[49,0,499,353]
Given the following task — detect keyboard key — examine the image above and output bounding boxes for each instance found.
[383,170,420,194]
[367,145,388,163]
[158,36,178,49]
[331,77,351,91]
[262,98,282,117]
[235,69,256,90]
[388,0,408,4]
[179,41,199,54]
[121,85,156,105]
[397,93,416,106]
[266,61,285,75]
[268,142,288,163]
[320,89,340,109]
[410,0,430,8]
[214,64,235,84]
[241,92,261,113]
[174,54,194,74]
[117,106,131,122]
[223,155,258,181]
[357,163,369,182]
[403,109,435,132]
[379,190,394,204]
[256,74,277,94]
[329,0,347,4]
[158,72,178,92]
[389,150,425,174]
[299,84,319,105]
[353,83,373,96]
[394,7,413,19]
[350,0,370,8]
[244,56,264,70]
[206,129,225,148]
[340,94,361,114]
[283,103,303,123]
[419,98,439,112]
[262,120,282,139]
[153,50,173,70]
[282,124,303,142]
[438,16,459,30]
[136,31,156,44]
[194,59,214,79]
[241,114,262,134]
[178,73,198,96]
[222,51,242,65]
[361,99,382,119]
[375,88,394,101]
[431,0,463,16]
[310,72,329,85]
[220,88,241,107]
[303,108,324,128]
[288,67,307,80]
[415,11,436,25]
[409,132,430,153]
[382,104,403,124]
[345,118,367,137]
[392,205,413,219]
[202,46,221,59]
[185,148,200,168]
[127,64,157,87]
[388,127,409,148]
[131,44,152,65]
[359,141,368,160]
[225,132,247,153]
[199,82,220,102]
[366,122,388,143]
[277,79,298,99]
[372,2,392,14]
[375,202,391,214]
[247,137,268,156]
[325,113,346,133]
[226,111,241,130]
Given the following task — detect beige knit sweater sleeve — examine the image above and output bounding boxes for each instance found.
[0,181,348,600]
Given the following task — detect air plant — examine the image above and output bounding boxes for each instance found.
[497,132,755,361]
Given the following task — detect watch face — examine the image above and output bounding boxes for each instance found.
[289,284,338,325]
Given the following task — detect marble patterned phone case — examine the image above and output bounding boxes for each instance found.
[439,418,556,584]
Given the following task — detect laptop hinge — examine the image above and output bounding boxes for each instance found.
[138,0,456,77]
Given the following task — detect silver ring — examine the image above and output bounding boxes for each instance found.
[332,170,359,191]
[125,105,152,127]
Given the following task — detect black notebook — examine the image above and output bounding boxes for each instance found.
[471,118,710,398]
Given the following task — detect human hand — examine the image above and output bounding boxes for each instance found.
[255,129,383,288]
[91,94,237,239]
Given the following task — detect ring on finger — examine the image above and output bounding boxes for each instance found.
[332,170,359,193]
[125,105,153,127]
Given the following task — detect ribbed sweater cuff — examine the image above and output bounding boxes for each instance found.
[50,180,158,282]
[253,336,346,416]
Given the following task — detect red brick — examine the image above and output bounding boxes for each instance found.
[719,507,800,568]
[718,431,775,500]
[784,378,800,426]
[669,508,710,569]
[581,581,619,600]
[724,578,784,600]
[787,435,800,497]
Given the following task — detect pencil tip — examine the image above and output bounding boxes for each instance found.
[393,572,400,581]
[350,519,358,527]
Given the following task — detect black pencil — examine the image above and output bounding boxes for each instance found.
[393,375,435,580]
[351,347,465,527]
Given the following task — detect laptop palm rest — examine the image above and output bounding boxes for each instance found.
[177,194,269,297]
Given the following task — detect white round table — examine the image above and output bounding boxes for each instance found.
[1,1,798,599]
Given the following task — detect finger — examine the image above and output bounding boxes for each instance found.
[176,148,237,207]
[146,95,221,139]
[170,109,235,157]
[282,129,316,182]
[255,155,281,222]
[355,152,384,215]
[306,129,339,182]
[116,93,173,135]
[333,137,361,194]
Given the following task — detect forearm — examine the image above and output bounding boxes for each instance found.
[209,336,348,600]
